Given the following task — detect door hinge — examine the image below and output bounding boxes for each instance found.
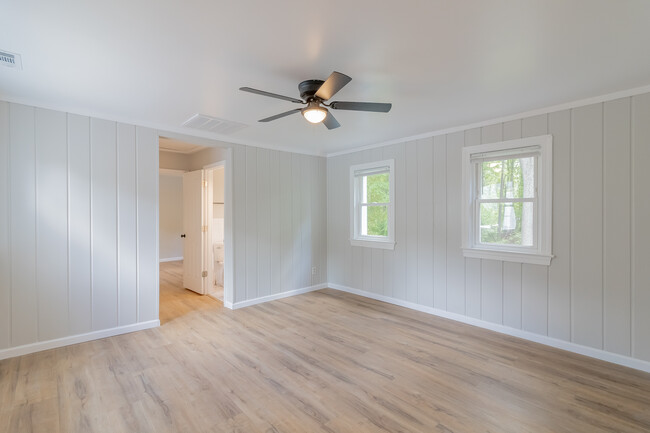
[202,271,208,278]
[202,225,208,232]
[203,180,208,188]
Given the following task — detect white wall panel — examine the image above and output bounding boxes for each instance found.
[502,262,522,329]
[256,149,270,298]
[521,264,548,335]
[245,147,258,299]
[0,102,160,357]
[279,152,293,295]
[10,104,38,346]
[327,91,650,367]
[433,136,447,310]
[603,98,631,355]
[571,104,604,349]
[547,110,572,341]
[445,132,465,314]
[391,144,407,301]
[269,151,282,294]
[312,156,324,286]
[521,115,549,336]
[301,156,312,289]
[136,127,158,322]
[118,124,137,326]
[632,93,650,362]
[0,102,9,349]
[464,128,481,319]
[68,114,92,335]
[35,108,69,341]
[91,118,118,331]
[233,146,247,303]
[292,154,304,292]
[416,139,434,307]
[405,142,418,303]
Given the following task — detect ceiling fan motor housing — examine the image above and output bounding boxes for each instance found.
[299,79,325,101]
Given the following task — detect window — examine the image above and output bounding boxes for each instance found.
[462,135,553,265]
[350,159,395,249]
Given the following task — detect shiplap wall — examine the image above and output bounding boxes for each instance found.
[0,101,159,353]
[230,146,327,304]
[327,93,650,363]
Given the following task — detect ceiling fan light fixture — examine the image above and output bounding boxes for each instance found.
[302,102,327,124]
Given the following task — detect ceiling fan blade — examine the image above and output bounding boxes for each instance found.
[315,71,352,101]
[240,87,304,104]
[330,101,392,112]
[258,109,302,122]
[322,111,340,130]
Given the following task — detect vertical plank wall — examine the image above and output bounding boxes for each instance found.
[0,102,159,355]
[327,93,650,364]
[229,146,328,304]
[187,144,327,306]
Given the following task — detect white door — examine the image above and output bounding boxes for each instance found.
[182,169,206,294]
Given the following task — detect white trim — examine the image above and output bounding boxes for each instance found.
[350,239,395,250]
[326,83,650,157]
[159,168,186,176]
[0,320,160,361]
[203,160,225,169]
[462,249,552,265]
[0,97,324,157]
[160,256,183,263]
[231,283,327,309]
[327,283,650,374]
[5,84,650,159]
[461,135,553,264]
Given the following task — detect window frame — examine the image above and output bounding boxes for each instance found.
[461,135,553,265]
[350,159,395,250]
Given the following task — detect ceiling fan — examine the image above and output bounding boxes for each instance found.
[239,71,391,130]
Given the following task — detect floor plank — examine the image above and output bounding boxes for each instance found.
[0,260,649,432]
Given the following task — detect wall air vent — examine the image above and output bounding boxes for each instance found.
[182,114,248,135]
[0,50,22,69]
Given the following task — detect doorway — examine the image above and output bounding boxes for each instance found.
[158,136,233,313]
[204,161,225,301]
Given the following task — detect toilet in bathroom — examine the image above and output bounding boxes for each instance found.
[213,242,224,286]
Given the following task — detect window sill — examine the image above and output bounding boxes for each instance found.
[350,238,395,250]
[462,248,553,265]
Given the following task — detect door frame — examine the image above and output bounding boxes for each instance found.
[203,159,232,306]
[157,133,234,309]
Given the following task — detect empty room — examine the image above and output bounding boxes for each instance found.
[1,1,650,432]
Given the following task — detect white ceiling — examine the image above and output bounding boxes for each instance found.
[3,1,650,156]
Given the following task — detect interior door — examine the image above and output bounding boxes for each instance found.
[182,169,205,294]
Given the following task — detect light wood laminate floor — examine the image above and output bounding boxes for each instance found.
[1,260,649,432]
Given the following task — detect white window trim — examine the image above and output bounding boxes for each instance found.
[350,159,395,250]
[461,135,553,265]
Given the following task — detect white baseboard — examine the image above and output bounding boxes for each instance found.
[160,257,183,263]
[0,320,160,361]
[328,283,650,374]
[231,283,328,309]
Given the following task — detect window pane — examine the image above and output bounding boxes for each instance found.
[480,157,535,199]
[365,173,389,203]
[362,205,388,237]
[479,202,534,246]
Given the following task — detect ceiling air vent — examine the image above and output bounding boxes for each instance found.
[0,50,22,69]
[182,114,247,135]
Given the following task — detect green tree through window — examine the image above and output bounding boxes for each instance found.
[365,173,389,236]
